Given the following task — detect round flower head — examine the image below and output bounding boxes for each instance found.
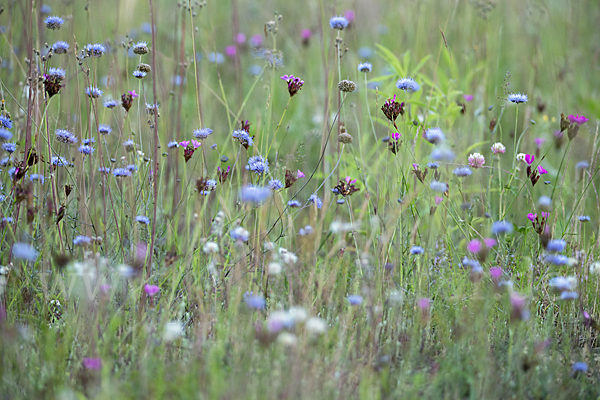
[244,292,266,310]
[396,77,420,93]
[329,15,349,30]
[98,124,112,135]
[85,86,103,98]
[268,179,284,190]
[113,168,132,177]
[167,141,179,149]
[545,239,566,253]
[357,62,372,73]
[51,156,70,166]
[240,186,271,204]
[429,180,447,193]
[136,216,150,225]
[427,162,439,169]
[47,67,66,80]
[144,284,160,296]
[103,99,119,108]
[579,215,590,222]
[52,41,69,54]
[230,226,250,242]
[288,200,302,208]
[123,140,135,152]
[132,70,146,79]
[132,41,149,55]
[516,153,527,163]
[508,93,528,104]
[44,16,64,30]
[347,295,363,306]
[453,166,472,177]
[410,245,424,255]
[85,43,106,57]
[73,235,92,246]
[308,194,323,209]
[245,155,269,175]
[78,145,94,155]
[491,220,513,235]
[424,127,445,144]
[430,147,455,161]
[576,160,589,170]
[0,115,13,129]
[30,174,45,183]
[55,129,78,144]
[232,130,254,147]
[193,128,213,140]
[491,142,506,154]
[468,153,485,168]
[2,143,16,153]
[338,79,356,93]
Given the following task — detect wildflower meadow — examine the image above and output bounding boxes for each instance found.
[1,0,600,398]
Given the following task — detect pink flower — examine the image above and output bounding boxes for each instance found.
[345,176,356,184]
[100,284,111,293]
[467,240,482,253]
[467,153,485,169]
[344,10,355,21]
[568,114,588,125]
[144,284,160,296]
[527,213,537,222]
[435,196,443,206]
[225,45,237,57]
[537,165,548,174]
[236,33,246,45]
[463,94,474,102]
[179,141,190,148]
[412,163,419,170]
[541,211,549,218]
[484,238,497,248]
[524,154,534,165]
[296,170,305,178]
[249,34,263,47]
[128,90,138,98]
[391,132,401,140]
[192,140,201,149]
[534,137,545,148]
[417,297,430,310]
[510,292,526,309]
[301,29,312,39]
[489,266,503,280]
[83,357,102,370]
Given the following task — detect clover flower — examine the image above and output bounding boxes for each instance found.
[468,153,485,168]
[491,142,506,154]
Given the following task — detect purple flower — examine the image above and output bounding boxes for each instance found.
[347,295,363,306]
[527,213,537,222]
[144,284,160,296]
[467,240,482,253]
[568,115,588,125]
[82,357,102,370]
[463,94,474,102]
[489,267,503,280]
[537,165,548,174]
[244,292,266,309]
[329,15,349,30]
[524,154,534,166]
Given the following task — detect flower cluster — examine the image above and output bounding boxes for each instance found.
[332,176,360,197]
[381,95,405,129]
[281,75,304,97]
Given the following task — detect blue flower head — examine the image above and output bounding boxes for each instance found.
[246,155,269,175]
[545,254,569,265]
[268,179,284,190]
[51,156,70,166]
[452,166,472,178]
[2,143,16,153]
[329,16,349,30]
[0,116,13,129]
[207,52,224,64]
[55,129,78,144]
[103,99,119,108]
[308,194,323,209]
[0,128,12,141]
[410,245,424,255]
[491,220,514,235]
[233,130,253,147]
[85,86,103,98]
[82,138,96,145]
[244,292,266,310]
[136,216,150,225]
[30,174,45,184]
[132,70,146,79]
[357,62,372,73]
[98,167,110,174]
[508,93,528,104]
[429,180,447,193]
[85,43,106,57]
[193,128,213,140]
[78,145,94,155]
[396,77,420,93]
[431,147,455,161]
[545,239,566,253]
[73,236,92,246]
[347,295,363,306]
[47,67,66,80]
[240,186,271,204]
[52,41,69,54]
[167,141,179,149]
[288,200,301,208]
[98,124,112,135]
[427,162,440,169]
[44,16,64,30]
[113,168,132,177]
[579,215,590,222]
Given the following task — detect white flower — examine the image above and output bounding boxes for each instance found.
[591,262,600,275]
[277,332,298,346]
[305,317,327,335]
[268,262,282,275]
[289,307,308,324]
[491,142,506,154]
[163,322,184,342]
[516,153,527,163]
[203,242,219,254]
[279,248,298,264]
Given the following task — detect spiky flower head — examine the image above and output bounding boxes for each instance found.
[44,16,64,30]
[233,130,254,148]
[132,70,146,79]
[136,216,150,225]
[98,124,112,135]
[453,166,473,177]
[396,77,420,93]
[246,155,269,175]
[508,93,528,104]
[329,16,349,30]
[357,62,372,73]
[104,99,119,108]
[123,140,136,152]
[85,86,103,98]
[55,129,78,144]
[268,179,284,190]
[137,63,152,73]
[424,127,445,144]
[0,116,13,129]
[2,143,16,153]
[52,41,69,54]
[338,79,356,93]
[132,41,149,55]
[468,152,485,168]
[193,128,213,140]
[84,43,106,57]
[78,145,94,155]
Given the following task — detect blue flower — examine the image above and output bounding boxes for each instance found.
[233,130,253,147]
[308,194,323,209]
[85,43,106,57]
[545,254,569,265]
[123,140,135,152]
[508,93,528,104]
[429,181,447,193]
[85,86,102,98]
[546,239,566,253]
[576,161,589,169]
[452,166,472,177]
[55,129,78,144]
[0,156,9,166]
[98,124,112,135]
[73,236,92,246]
[167,141,179,149]
[268,179,284,190]
[0,116,13,129]
[113,168,132,177]
[572,362,588,375]
[44,16,64,30]
[207,52,225,64]
[538,196,552,208]
[82,138,96,145]
[230,226,249,242]
[246,155,269,175]
[136,216,150,225]
[51,156,70,166]
[47,67,66,80]
[491,220,513,235]
[560,291,578,300]
[329,15,349,30]
[132,70,146,79]
[430,147,455,161]
[288,200,301,208]
[2,143,16,153]
[424,127,445,144]
[30,174,44,184]
[0,128,12,141]
[347,295,363,306]
[299,225,313,236]
[193,128,213,140]
[427,162,440,169]
[579,215,590,222]
[98,167,110,174]
[12,243,38,261]
[103,99,119,108]
[126,164,137,172]
[52,41,69,54]
[410,245,424,255]
[78,145,94,155]
[357,62,372,73]
[132,41,148,55]
[243,292,266,309]
[396,77,420,93]
[40,5,52,14]
[240,186,271,204]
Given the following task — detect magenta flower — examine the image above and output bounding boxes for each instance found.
[541,211,549,218]
[128,90,138,98]
[435,196,443,206]
[412,163,419,170]
[296,170,305,178]
[301,29,312,39]
[484,238,497,248]
[192,140,201,149]
[537,165,548,174]
[280,75,304,97]
[568,114,588,125]
[524,154,534,166]
[236,33,246,44]
[391,132,401,140]
[249,34,263,47]
[225,45,236,57]
[534,138,545,148]
[417,297,430,310]
[490,266,503,280]
[467,240,482,253]
[345,176,356,184]
[463,94,474,102]
[344,10,355,21]
[180,140,190,148]
[527,213,537,222]
[144,284,159,296]
[83,357,102,370]
[100,284,112,293]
